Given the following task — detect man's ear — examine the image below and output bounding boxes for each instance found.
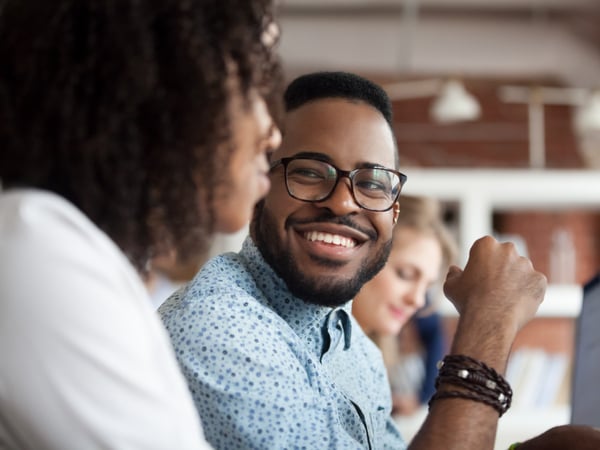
[392,202,400,224]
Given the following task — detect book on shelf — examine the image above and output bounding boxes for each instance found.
[505,348,569,410]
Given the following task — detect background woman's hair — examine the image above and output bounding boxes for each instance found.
[0,0,283,271]
[396,194,458,272]
[375,194,458,375]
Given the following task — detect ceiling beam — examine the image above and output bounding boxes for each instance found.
[280,0,600,18]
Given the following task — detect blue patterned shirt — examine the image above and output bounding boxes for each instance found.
[159,237,406,450]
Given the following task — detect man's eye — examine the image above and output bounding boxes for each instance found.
[289,168,325,179]
[356,179,386,191]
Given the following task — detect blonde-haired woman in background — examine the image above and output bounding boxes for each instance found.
[352,194,458,416]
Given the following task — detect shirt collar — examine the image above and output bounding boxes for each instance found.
[239,237,353,359]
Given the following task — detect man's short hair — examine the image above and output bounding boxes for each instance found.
[283,71,398,168]
[284,71,393,127]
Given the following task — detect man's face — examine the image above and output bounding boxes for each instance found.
[252,98,400,306]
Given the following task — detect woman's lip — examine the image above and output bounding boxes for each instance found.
[389,305,408,321]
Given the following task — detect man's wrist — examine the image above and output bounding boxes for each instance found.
[450,313,518,369]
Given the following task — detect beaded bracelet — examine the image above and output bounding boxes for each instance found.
[428,354,513,416]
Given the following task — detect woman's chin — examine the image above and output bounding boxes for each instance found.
[376,321,405,337]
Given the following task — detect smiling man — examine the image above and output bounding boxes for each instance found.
[160,71,406,449]
[159,72,553,450]
[253,105,404,306]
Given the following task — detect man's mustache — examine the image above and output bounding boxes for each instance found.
[285,213,377,241]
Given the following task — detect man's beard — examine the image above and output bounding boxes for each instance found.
[251,201,392,307]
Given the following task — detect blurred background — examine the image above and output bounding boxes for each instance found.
[271,1,600,448]
[279,0,600,168]
[276,0,600,274]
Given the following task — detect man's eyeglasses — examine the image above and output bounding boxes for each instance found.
[270,156,407,212]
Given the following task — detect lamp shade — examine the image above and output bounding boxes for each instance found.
[430,79,481,124]
[574,90,600,133]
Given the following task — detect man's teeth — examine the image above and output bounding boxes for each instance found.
[304,231,356,248]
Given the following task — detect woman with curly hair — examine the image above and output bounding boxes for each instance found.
[0,0,282,448]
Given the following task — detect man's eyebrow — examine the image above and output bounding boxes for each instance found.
[289,151,332,162]
[359,162,392,170]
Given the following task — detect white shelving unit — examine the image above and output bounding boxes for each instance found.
[437,283,582,318]
[397,168,598,444]
[402,168,600,317]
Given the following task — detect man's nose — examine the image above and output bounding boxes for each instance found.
[316,178,362,216]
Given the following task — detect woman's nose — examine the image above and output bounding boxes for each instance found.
[267,123,282,151]
[404,284,427,310]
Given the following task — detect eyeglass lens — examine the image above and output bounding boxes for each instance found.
[285,158,400,211]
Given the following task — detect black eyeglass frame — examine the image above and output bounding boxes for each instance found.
[270,156,408,212]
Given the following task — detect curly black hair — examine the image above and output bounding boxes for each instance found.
[0,0,283,272]
[283,71,398,168]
